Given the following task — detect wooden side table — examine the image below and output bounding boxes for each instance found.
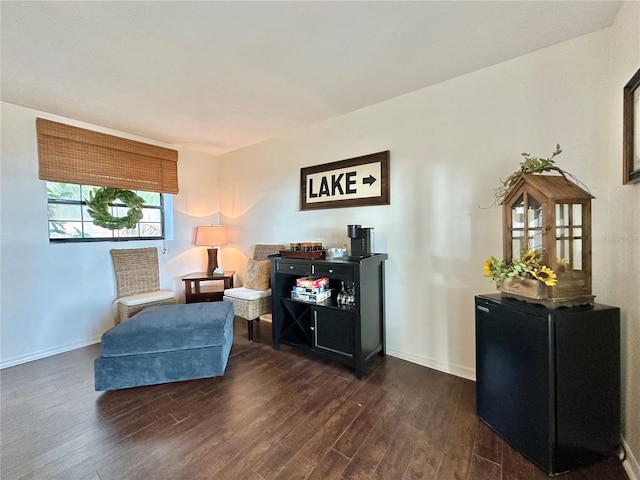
[182,271,235,303]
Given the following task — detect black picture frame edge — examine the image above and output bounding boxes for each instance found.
[623,68,640,185]
[299,151,390,211]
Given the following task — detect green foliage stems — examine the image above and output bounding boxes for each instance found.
[495,144,564,204]
[487,256,536,283]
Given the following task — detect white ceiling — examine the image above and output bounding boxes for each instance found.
[1,1,622,156]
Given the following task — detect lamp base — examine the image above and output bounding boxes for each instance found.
[206,248,219,276]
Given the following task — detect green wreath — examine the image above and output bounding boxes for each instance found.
[86,187,146,230]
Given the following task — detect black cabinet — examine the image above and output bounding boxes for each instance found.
[475,294,620,474]
[271,254,387,379]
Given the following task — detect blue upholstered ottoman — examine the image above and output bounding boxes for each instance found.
[94,302,234,391]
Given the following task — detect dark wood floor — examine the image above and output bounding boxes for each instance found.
[1,317,628,480]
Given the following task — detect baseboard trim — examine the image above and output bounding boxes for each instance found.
[0,336,102,369]
[623,435,640,480]
[385,348,476,381]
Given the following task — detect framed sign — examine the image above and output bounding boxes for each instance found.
[300,151,390,210]
[623,68,640,185]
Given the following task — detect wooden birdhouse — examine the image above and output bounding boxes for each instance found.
[502,174,594,307]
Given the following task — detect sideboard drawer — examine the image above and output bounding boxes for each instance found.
[276,261,311,275]
[313,264,354,281]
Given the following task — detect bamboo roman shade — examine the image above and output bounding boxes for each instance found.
[36,118,179,194]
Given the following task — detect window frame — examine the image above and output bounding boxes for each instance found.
[47,182,166,243]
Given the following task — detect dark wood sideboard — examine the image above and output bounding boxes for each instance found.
[270,254,387,379]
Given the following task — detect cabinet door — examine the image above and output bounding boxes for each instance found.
[475,299,553,473]
[312,308,353,358]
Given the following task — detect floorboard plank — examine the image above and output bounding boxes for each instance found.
[473,420,503,466]
[468,454,501,480]
[306,449,351,480]
[402,435,446,480]
[338,390,409,480]
[371,421,421,480]
[274,400,365,480]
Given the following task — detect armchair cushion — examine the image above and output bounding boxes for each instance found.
[118,290,175,307]
[223,287,271,301]
[243,259,270,291]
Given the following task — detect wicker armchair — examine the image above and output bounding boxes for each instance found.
[110,247,176,324]
[223,244,284,341]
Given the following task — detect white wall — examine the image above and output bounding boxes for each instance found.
[604,4,640,479]
[217,4,639,477]
[0,102,221,367]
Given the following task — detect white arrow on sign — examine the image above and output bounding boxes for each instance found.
[305,162,382,204]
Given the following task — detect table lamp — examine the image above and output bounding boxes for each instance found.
[195,225,228,276]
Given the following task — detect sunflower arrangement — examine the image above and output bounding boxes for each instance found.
[483,249,557,287]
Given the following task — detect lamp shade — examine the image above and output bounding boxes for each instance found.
[195,225,228,246]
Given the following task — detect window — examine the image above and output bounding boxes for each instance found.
[47,182,165,242]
